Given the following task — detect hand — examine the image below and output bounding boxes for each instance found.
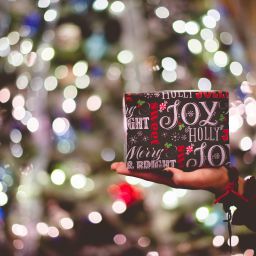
[111,162,231,195]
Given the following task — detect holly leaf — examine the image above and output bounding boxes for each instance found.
[137,100,145,106]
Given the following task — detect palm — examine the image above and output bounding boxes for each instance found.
[111,162,229,194]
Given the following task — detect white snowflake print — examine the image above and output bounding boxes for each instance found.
[161,131,169,138]
[212,153,220,160]
[170,132,180,142]
[185,126,190,133]
[181,134,187,140]
[137,131,143,137]
[154,92,161,97]
[129,135,138,145]
[186,144,194,155]
[187,110,194,117]
[159,101,167,112]
[142,135,149,142]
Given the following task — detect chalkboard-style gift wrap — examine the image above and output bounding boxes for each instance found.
[123,91,230,172]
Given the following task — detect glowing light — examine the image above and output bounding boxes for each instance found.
[10,143,22,158]
[246,115,256,126]
[10,129,22,144]
[110,1,125,14]
[92,0,109,11]
[12,224,28,237]
[202,15,216,28]
[55,65,68,79]
[227,235,239,247]
[117,50,134,64]
[107,64,121,80]
[8,51,23,66]
[48,226,59,238]
[200,28,214,40]
[75,75,90,89]
[7,31,20,45]
[213,51,229,67]
[0,37,10,57]
[112,200,127,214]
[230,61,243,76]
[204,39,219,52]
[220,32,232,45]
[138,236,151,247]
[12,95,25,108]
[187,39,202,54]
[162,190,178,209]
[0,192,8,206]
[0,88,11,103]
[63,85,78,99]
[147,252,159,256]
[195,207,209,222]
[240,136,252,151]
[161,57,177,71]
[70,174,87,189]
[205,212,218,226]
[16,74,29,89]
[27,117,39,132]
[172,20,186,34]
[113,234,127,245]
[229,114,243,133]
[44,76,58,91]
[240,81,252,94]
[140,180,153,187]
[13,239,24,250]
[101,148,116,161]
[173,188,187,198]
[162,70,177,83]
[12,107,26,121]
[51,169,66,185]
[125,176,141,185]
[44,9,58,22]
[88,211,102,224]
[212,235,225,247]
[185,21,200,35]
[198,77,212,90]
[36,222,49,236]
[59,217,74,230]
[87,95,102,111]
[155,6,169,19]
[62,98,76,113]
[52,117,70,135]
[20,39,33,54]
[207,9,221,21]
[244,249,254,256]
[73,61,88,77]
[38,0,50,8]
[41,47,55,61]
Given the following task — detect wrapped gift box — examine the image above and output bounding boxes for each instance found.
[123,90,230,172]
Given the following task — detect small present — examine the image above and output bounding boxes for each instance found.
[123,90,230,172]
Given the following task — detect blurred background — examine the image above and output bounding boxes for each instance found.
[0,0,256,255]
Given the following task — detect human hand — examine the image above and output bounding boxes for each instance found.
[111,162,230,195]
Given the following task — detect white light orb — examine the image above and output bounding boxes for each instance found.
[75,75,90,89]
[198,77,212,90]
[162,70,177,83]
[8,51,24,67]
[172,20,186,34]
[117,50,134,64]
[240,136,253,151]
[229,114,243,133]
[73,61,88,77]
[8,31,20,45]
[204,39,219,52]
[0,88,10,103]
[112,200,127,214]
[36,222,49,236]
[185,21,200,35]
[38,0,50,8]
[87,95,102,111]
[16,74,29,89]
[41,47,55,61]
[70,174,87,189]
[113,234,127,245]
[12,224,28,237]
[187,39,202,54]
[63,85,78,99]
[195,207,209,222]
[202,15,216,28]
[59,217,74,230]
[110,1,125,14]
[161,57,177,71]
[44,9,58,22]
[88,211,102,224]
[10,129,22,143]
[227,235,239,247]
[220,32,232,45]
[0,192,8,206]
[55,65,68,79]
[155,6,169,19]
[52,117,70,135]
[12,94,25,108]
[92,0,109,11]
[44,76,58,91]
[12,107,26,121]
[212,235,225,247]
[200,28,214,40]
[27,117,39,132]
[213,51,229,67]
[162,190,178,209]
[62,98,76,113]
[48,226,59,238]
[230,61,243,76]
[51,169,66,185]
[101,148,116,162]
